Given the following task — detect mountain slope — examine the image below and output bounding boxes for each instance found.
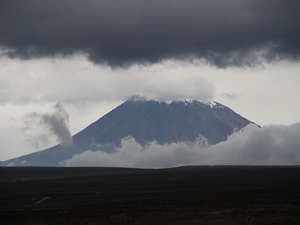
[1,97,256,166]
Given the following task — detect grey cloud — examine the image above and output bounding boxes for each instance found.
[40,103,73,146]
[26,134,53,151]
[23,103,73,149]
[221,93,238,100]
[0,0,299,68]
[64,122,300,167]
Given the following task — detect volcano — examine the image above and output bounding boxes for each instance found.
[2,96,256,166]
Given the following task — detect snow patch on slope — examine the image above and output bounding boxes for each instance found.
[198,100,217,108]
[184,99,226,109]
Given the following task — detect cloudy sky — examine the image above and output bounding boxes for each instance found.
[1,0,300,164]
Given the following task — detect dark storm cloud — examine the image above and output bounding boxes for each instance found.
[0,0,299,68]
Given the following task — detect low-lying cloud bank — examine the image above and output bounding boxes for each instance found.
[63,122,300,168]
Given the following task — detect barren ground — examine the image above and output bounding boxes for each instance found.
[0,166,299,225]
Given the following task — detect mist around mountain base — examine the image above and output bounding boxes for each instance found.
[63,122,300,168]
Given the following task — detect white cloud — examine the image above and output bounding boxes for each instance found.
[0,56,215,160]
[64,122,300,168]
[1,55,300,161]
[0,56,215,105]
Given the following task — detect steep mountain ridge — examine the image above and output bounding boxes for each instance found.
[1,97,255,166]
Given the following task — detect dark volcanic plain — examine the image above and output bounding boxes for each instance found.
[0,166,299,225]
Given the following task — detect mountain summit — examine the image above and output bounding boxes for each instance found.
[2,96,256,166]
